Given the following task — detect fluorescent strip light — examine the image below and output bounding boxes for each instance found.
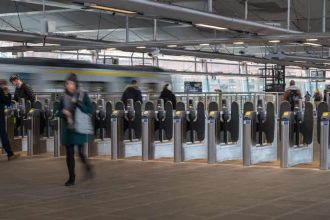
[303,42,322,47]
[306,38,318,42]
[136,46,146,49]
[195,23,227,30]
[89,5,136,14]
[269,40,280,43]
[167,45,177,48]
[199,43,210,46]
[233,42,244,45]
[107,48,116,51]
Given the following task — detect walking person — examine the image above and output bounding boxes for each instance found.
[159,84,177,109]
[283,80,302,110]
[313,89,322,109]
[121,80,142,107]
[58,73,93,186]
[0,80,19,161]
[9,74,35,106]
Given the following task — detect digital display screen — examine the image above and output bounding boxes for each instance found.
[184,82,202,93]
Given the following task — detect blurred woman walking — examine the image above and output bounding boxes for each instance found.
[58,73,94,186]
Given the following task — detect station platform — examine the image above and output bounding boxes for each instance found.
[1,156,330,220]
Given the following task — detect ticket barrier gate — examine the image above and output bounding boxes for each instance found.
[242,100,277,166]
[2,101,22,152]
[142,99,173,161]
[111,99,142,159]
[316,102,330,170]
[13,99,31,151]
[88,99,112,157]
[208,100,241,164]
[51,101,65,157]
[24,101,47,156]
[174,100,206,162]
[280,101,314,168]
[34,100,56,154]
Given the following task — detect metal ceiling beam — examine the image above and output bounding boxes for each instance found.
[75,0,300,35]
[1,29,330,48]
[0,44,327,69]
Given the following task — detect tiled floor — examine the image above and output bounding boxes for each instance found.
[1,156,330,220]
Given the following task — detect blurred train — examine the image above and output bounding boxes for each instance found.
[0,57,326,95]
[0,57,171,93]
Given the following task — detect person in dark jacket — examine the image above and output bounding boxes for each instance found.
[0,80,19,161]
[9,74,35,106]
[58,73,93,186]
[159,84,176,109]
[121,80,142,107]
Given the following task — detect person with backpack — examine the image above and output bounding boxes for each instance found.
[283,80,302,110]
[159,84,176,109]
[313,89,322,109]
[58,73,93,186]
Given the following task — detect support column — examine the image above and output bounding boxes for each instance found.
[208,0,213,12]
[322,0,327,32]
[153,19,157,41]
[287,0,291,30]
[126,16,129,42]
[245,0,248,20]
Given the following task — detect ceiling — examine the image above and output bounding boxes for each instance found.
[0,0,330,68]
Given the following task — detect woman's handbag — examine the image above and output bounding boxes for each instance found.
[74,92,93,134]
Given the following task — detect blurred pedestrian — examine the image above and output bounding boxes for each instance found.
[0,79,19,161]
[121,80,142,107]
[283,80,302,110]
[304,91,311,102]
[159,84,176,109]
[58,73,93,186]
[313,89,322,108]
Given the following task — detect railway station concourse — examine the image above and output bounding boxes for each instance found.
[1,0,330,220]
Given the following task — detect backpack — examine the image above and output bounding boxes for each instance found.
[288,90,300,107]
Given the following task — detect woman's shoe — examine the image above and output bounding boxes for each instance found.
[64,177,75,186]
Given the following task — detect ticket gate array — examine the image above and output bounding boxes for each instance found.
[208,100,241,164]
[280,101,314,168]
[242,100,277,166]
[4,92,330,172]
[142,99,173,160]
[174,100,206,162]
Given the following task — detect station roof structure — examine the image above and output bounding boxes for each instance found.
[0,0,330,68]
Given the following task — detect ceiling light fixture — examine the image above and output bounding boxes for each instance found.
[167,45,177,48]
[306,38,318,42]
[269,40,280,43]
[195,23,227,30]
[303,42,322,47]
[233,42,244,45]
[88,4,136,14]
[199,43,210,46]
[136,46,146,49]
